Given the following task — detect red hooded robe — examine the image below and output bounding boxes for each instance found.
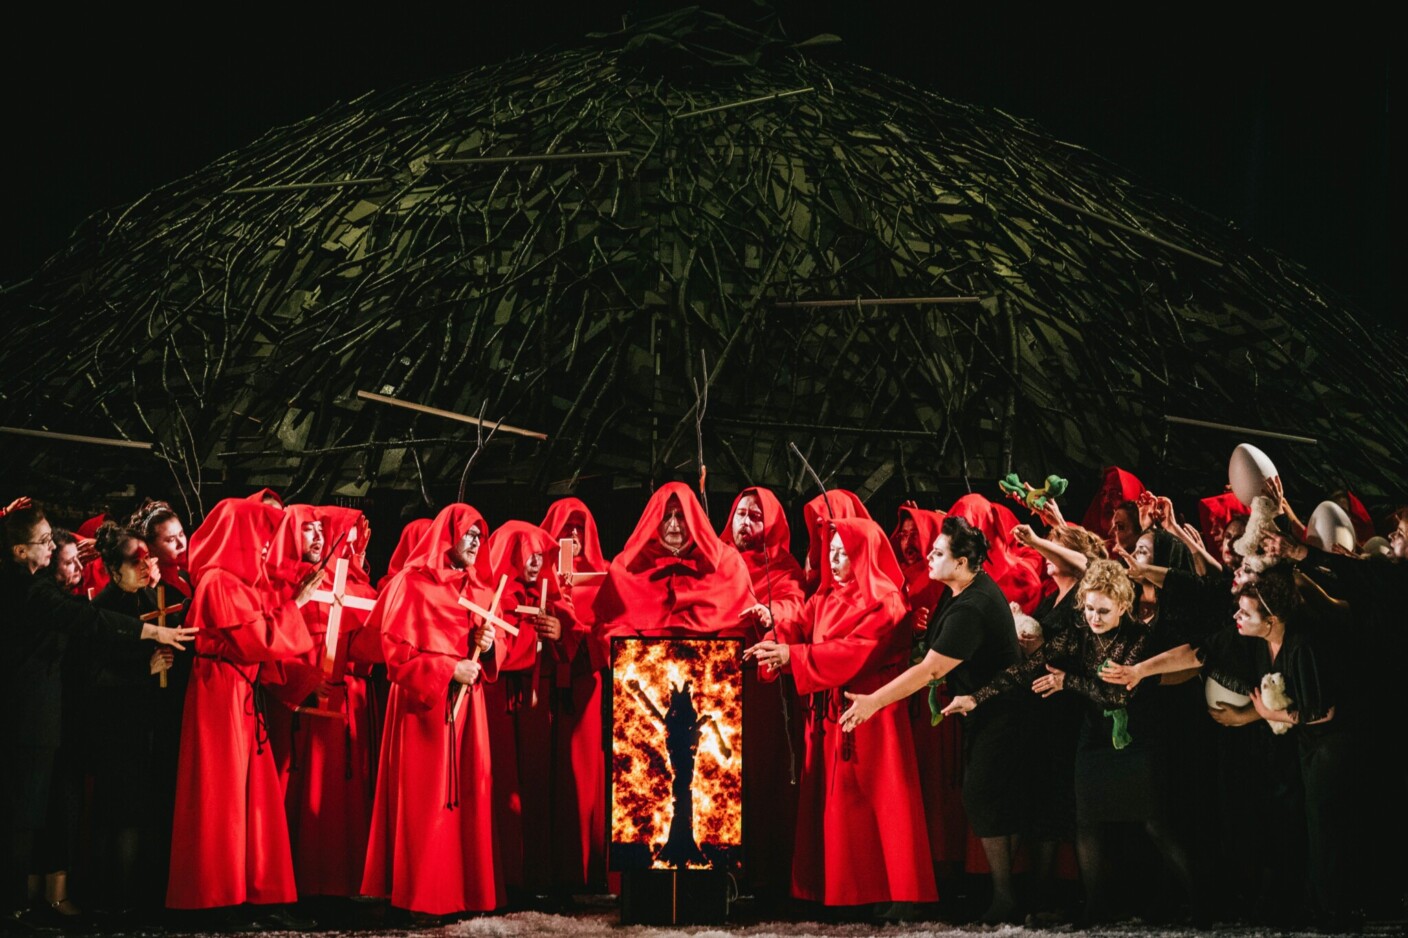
[778,517,937,906]
[540,498,609,889]
[946,494,1046,615]
[482,520,567,891]
[800,490,872,594]
[166,498,314,909]
[592,482,753,637]
[284,506,381,897]
[721,486,806,894]
[380,518,432,591]
[1080,467,1145,551]
[360,504,505,915]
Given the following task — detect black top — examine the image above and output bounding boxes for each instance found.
[1034,585,1079,643]
[971,615,1151,713]
[927,571,1021,697]
[1,562,145,748]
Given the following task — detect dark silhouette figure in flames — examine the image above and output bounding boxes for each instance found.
[625,677,731,868]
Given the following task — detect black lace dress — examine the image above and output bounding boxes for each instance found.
[971,614,1164,825]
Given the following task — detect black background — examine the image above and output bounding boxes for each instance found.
[4,3,1392,325]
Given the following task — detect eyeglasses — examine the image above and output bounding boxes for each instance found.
[27,535,54,547]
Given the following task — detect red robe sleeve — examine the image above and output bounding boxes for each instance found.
[194,570,314,665]
[384,634,460,713]
[788,592,907,696]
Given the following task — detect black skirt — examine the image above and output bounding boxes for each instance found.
[961,700,1028,837]
[1074,712,1166,824]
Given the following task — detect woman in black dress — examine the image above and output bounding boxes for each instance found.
[84,522,175,916]
[839,515,1026,923]
[944,559,1199,926]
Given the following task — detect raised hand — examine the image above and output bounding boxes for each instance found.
[156,625,198,650]
[1011,523,1037,547]
[940,695,976,717]
[1099,660,1143,690]
[739,603,773,629]
[1,496,33,517]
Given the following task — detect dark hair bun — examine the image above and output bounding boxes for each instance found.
[941,515,989,569]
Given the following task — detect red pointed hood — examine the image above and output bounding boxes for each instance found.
[319,506,372,585]
[382,518,432,588]
[187,497,284,588]
[265,503,320,590]
[1080,466,1145,539]
[541,497,606,572]
[816,517,906,602]
[801,489,872,588]
[245,487,285,508]
[486,520,558,586]
[947,493,1045,613]
[615,482,730,575]
[403,504,492,587]
[1198,491,1250,545]
[721,486,793,558]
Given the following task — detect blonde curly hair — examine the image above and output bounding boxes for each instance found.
[1078,558,1135,611]
[1050,524,1108,562]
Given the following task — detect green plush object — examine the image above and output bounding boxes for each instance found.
[997,473,1069,517]
[1103,707,1133,749]
[927,679,946,726]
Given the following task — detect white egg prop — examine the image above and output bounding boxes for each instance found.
[1228,443,1278,507]
[1306,500,1356,552]
[1204,676,1251,710]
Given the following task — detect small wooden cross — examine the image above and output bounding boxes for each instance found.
[558,537,605,587]
[310,528,376,681]
[139,584,185,689]
[451,574,509,722]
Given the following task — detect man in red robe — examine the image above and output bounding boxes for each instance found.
[746,517,937,914]
[722,486,806,903]
[481,520,569,899]
[284,506,381,900]
[593,482,753,637]
[360,504,503,918]
[166,498,316,917]
[540,498,609,893]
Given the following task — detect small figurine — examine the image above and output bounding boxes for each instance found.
[998,473,1068,525]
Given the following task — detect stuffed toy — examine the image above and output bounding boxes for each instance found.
[1011,600,1042,650]
[1260,672,1294,735]
[997,472,1068,525]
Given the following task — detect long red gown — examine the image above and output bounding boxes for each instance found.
[540,498,609,891]
[360,504,505,915]
[778,517,937,906]
[166,498,314,909]
[284,506,381,897]
[481,520,565,892]
[593,481,754,638]
[722,486,807,896]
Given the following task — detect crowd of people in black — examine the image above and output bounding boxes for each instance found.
[2,452,1406,934]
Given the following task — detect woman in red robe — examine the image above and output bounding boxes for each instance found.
[482,520,567,897]
[166,498,316,911]
[283,506,381,899]
[540,498,609,892]
[722,486,806,901]
[746,517,937,912]
[360,504,503,917]
[800,489,871,594]
[593,482,753,637]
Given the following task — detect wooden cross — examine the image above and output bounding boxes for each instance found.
[515,580,549,653]
[451,574,510,722]
[558,537,605,587]
[139,584,185,689]
[309,528,376,681]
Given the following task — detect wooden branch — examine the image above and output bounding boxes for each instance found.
[1164,415,1318,446]
[355,390,547,440]
[675,87,815,119]
[1038,193,1224,268]
[0,426,154,451]
[427,150,630,167]
[223,178,386,194]
[774,296,983,308]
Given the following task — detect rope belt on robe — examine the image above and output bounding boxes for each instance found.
[443,682,461,810]
[197,653,270,755]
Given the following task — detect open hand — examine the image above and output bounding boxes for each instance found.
[940,695,976,717]
[2,496,32,517]
[744,640,789,672]
[839,691,878,731]
[155,625,198,650]
[1032,664,1066,698]
[1099,660,1143,690]
[740,603,773,629]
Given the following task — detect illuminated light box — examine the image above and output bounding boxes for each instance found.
[609,637,743,873]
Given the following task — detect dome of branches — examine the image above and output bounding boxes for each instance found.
[4,9,1404,516]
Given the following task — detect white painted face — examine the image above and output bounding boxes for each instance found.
[828,532,852,584]
[1234,594,1273,638]
[658,498,689,553]
[926,533,963,584]
[524,551,543,584]
[1082,590,1126,634]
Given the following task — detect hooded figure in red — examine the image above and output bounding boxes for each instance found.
[752,517,936,906]
[593,482,753,637]
[1080,467,1145,550]
[482,520,569,892]
[891,503,947,627]
[259,505,327,789]
[800,490,872,593]
[1198,491,1250,546]
[360,504,504,915]
[284,506,381,898]
[946,494,1045,614]
[720,486,807,895]
[540,497,609,890]
[166,498,315,910]
[380,518,432,590]
[77,511,113,596]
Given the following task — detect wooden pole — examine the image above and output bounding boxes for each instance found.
[355,390,547,440]
[1,426,153,450]
[676,87,815,119]
[1164,415,1318,446]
